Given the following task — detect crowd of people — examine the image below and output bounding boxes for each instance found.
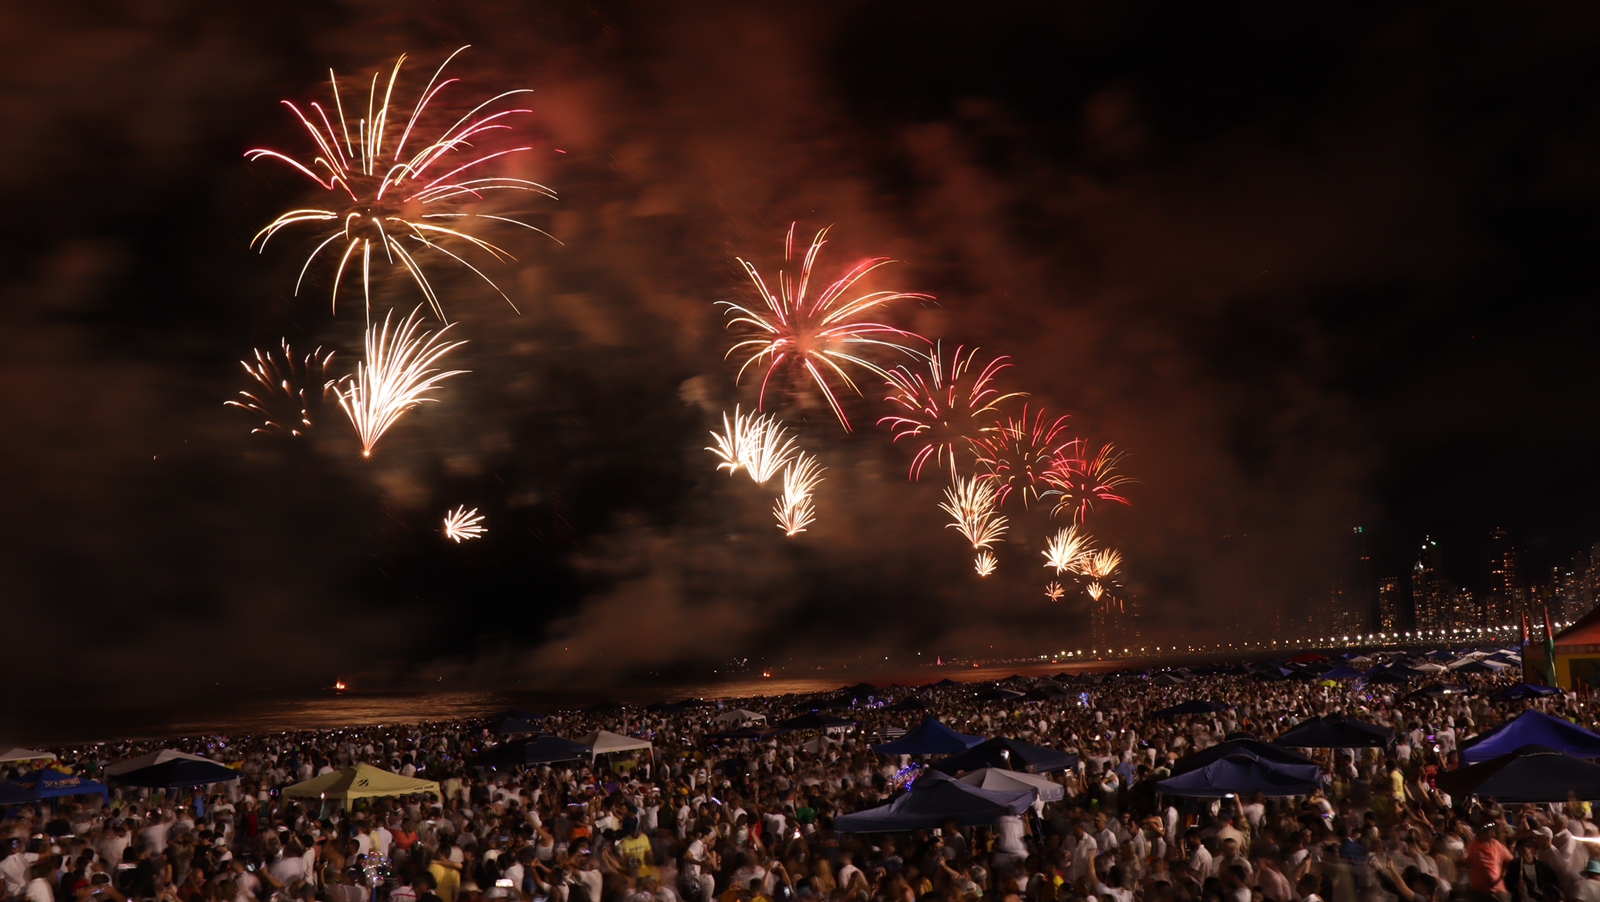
[0,656,1591,902]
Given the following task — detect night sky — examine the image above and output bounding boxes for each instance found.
[6,2,1600,708]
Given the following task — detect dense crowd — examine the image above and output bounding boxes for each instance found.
[1,659,1593,902]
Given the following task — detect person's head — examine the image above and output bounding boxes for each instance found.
[1517,838,1537,862]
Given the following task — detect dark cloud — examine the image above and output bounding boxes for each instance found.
[3,1,1600,711]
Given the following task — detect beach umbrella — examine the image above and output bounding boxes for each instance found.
[106,750,239,789]
[1156,754,1319,797]
[0,749,55,764]
[1438,745,1600,803]
[1321,665,1365,680]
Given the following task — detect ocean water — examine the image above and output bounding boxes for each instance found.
[12,661,1097,746]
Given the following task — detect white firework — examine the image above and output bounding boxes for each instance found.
[443,505,486,542]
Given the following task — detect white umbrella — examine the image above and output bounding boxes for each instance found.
[713,709,768,725]
[0,748,56,764]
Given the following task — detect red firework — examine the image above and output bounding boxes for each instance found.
[722,224,930,431]
[1047,439,1133,523]
[974,405,1072,508]
[879,343,1024,480]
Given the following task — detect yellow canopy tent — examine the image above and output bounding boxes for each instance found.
[282,764,440,810]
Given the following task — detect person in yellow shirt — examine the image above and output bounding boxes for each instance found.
[429,849,462,902]
[616,819,654,878]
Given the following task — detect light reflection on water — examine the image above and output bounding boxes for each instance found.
[25,662,1101,745]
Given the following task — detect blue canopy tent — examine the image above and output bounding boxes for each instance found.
[0,769,109,806]
[1151,700,1228,719]
[491,713,545,735]
[1322,665,1366,680]
[874,717,984,756]
[1438,745,1600,803]
[469,735,593,768]
[1168,739,1319,781]
[1461,710,1600,763]
[106,750,240,789]
[834,770,1035,832]
[1274,715,1394,749]
[1490,684,1562,703]
[930,737,1078,775]
[1156,754,1320,798]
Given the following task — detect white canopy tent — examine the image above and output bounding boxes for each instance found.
[954,767,1055,814]
[0,748,55,764]
[712,709,768,726]
[579,730,654,755]
[105,749,221,776]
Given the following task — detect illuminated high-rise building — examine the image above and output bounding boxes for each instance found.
[1486,527,1522,627]
[1376,577,1404,631]
[1412,536,1447,631]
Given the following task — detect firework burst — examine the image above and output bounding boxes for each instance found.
[1048,440,1133,523]
[224,341,336,437]
[247,46,557,321]
[974,551,997,577]
[1084,548,1122,582]
[880,343,1024,480]
[938,474,1009,551]
[1086,582,1105,601]
[336,306,468,457]
[443,505,486,542]
[1045,581,1066,602]
[1042,525,1095,575]
[976,405,1072,508]
[721,224,930,431]
[706,408,799,485]
[774,452,825,536]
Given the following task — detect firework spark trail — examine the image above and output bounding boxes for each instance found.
[880,343,1024,480]
[224,341,336,437]
[1042,525,1095,575]
[974,551,997,577]
[938,474,1009,551]
[1045,581,1065,602]
[336,306,468,457]
[1047,440,1133,523]
[443,505,486,542]
[247,46,558,321]
[721,224,930,432]
[774,452,825,536]
[976,405,1072,508]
